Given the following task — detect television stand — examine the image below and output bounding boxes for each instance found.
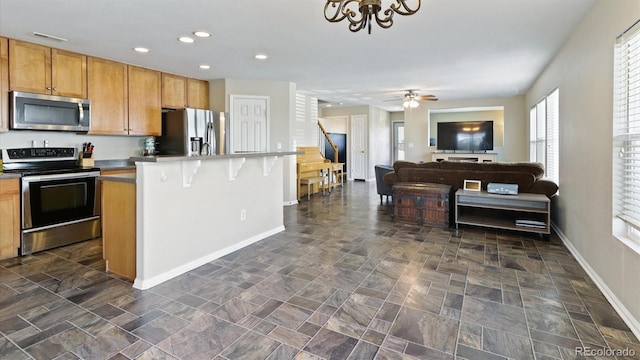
[431,152,497,163]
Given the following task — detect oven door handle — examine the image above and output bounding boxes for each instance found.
[22,171,100,182]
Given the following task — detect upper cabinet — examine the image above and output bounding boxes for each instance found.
[0,37,9,132]
[161,73,187,109]
[162,73,209,110]
[187,78,209,109]
[88,59,161,136]
[88,56,128,135]
[128,65,161,136]
[9,39,87,98]
[4,37,206,136]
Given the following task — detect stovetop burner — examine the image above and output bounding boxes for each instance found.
[1,147,97,175]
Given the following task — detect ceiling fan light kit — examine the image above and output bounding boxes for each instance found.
[324,0,421,34]
[403,99,420,108]
[389,90,437,108]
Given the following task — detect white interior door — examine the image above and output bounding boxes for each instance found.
[230,95,269,153]
[350,114,367,180]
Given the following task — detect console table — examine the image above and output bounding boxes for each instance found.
[432,153,497,163]
[455,189,550,236]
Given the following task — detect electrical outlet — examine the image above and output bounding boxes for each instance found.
[240,209,246,220]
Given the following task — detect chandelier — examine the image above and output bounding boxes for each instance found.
[324,0,421,34]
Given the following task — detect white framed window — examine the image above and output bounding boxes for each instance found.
[529,88,559,184]
[613,20,640,251]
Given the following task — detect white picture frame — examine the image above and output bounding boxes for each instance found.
[463,180,481,191]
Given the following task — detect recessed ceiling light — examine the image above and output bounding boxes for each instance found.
[255,54,268,60]
[179,36,195,43]
[193,31,211,38]
[198,64,210,70]
[326,104,332,107]
[133,47,149,53]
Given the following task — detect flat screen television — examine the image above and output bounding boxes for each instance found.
[436,121,494,151]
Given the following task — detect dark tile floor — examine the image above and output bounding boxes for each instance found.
[1,181,639,360]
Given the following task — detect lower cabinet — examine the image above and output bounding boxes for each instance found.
[0,178,20,259]
[101,177,136,280]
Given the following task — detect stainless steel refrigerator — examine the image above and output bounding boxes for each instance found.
[157,108,229,156]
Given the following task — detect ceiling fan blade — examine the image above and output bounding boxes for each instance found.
[383,98,403,102]
[417,95,437,100]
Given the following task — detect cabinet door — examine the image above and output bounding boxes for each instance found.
[9,39,51,94]
[128,65,161,136]
[187,78,209,109]
[161,73,187,109]
[51,49,87,98]
[101,180,136,280]
[88,57,128,135]
[0,37,8,132]
[0,179,20,260]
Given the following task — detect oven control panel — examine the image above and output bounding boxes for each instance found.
[4,147,76,161]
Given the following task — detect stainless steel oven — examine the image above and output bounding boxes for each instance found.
[2,147,101,255]
[21,171,100,255]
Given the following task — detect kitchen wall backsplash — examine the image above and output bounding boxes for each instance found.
[0,131,146,159]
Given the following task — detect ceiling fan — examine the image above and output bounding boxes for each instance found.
[384,90,438,108]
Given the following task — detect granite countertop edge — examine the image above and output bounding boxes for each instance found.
[0,172,22,179]
[97,173,136,183]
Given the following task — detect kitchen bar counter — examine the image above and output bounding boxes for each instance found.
[131,151,297,289]
[130,151,298,163]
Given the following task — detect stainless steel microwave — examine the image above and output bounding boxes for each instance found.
[11,91,91,132]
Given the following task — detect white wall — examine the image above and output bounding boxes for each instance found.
[210,79,299,205]
[404,96,527,162]
[527,0,640,336]
[134,156,285,289]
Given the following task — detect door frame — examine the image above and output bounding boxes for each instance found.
[349,114,367,181]
[392,120,405,163]
[229,95,270,153]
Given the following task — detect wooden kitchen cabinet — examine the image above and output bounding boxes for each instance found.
[187,78,209,109]
[101,178,136,281]
[87,57,128,135]
[0,178,20,260]
[128,65,161,136]
[9,39,87,98]
[161,73,187,109]
[0,37,9,132]
[162,73,209,110]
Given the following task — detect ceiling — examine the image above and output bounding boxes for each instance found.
[0,0,597,111]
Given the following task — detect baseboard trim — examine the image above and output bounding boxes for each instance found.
[552,223,640,340]
[133,225,285,290]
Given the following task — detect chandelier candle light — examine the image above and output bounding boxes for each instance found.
[324,0,421,34]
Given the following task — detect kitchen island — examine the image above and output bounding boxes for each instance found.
[123,151,296,290]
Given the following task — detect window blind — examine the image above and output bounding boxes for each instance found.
[614,20,640,231]
[529,88,559,184]
[536,98,547,169]
[529,107,537,162]
[546,89,560,183]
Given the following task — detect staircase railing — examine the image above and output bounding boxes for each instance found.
[318,120,339,163]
